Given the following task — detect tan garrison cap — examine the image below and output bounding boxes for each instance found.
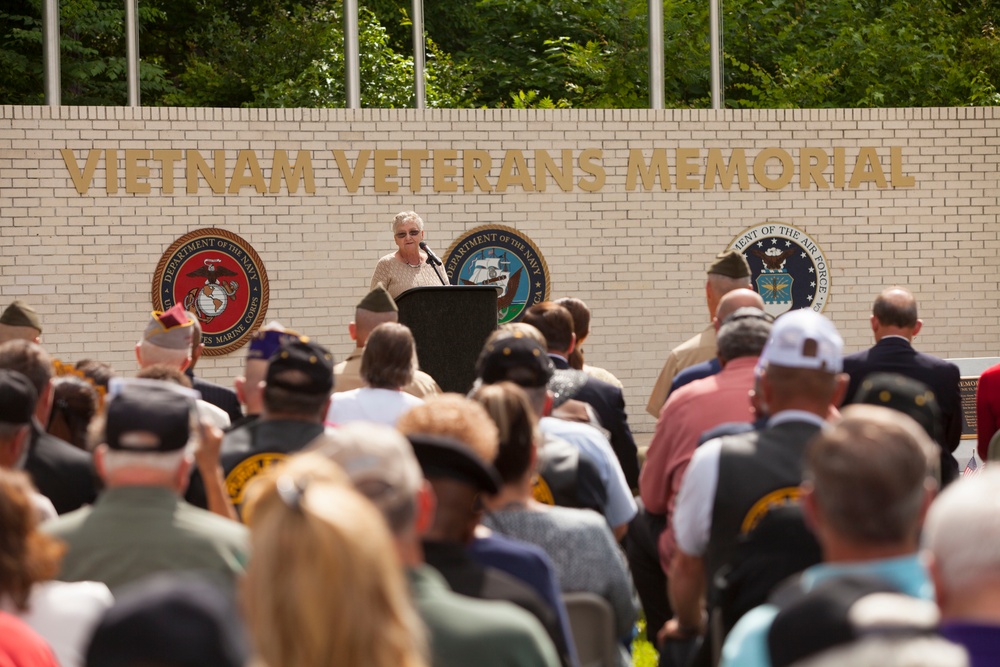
[707,250,751,279]
[0,300,42,332]
[357,283,398,313]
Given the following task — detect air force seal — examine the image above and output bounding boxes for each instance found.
[444,225,550,324]
[152,228,269,356]
[728,223,830,317]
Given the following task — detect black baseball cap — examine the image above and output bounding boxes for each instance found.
[266,337,335,395]
[477,335,554,388]
[0,369,37,425]
[409,433,501,494]
[86,572,249,667]
[105,380,195,452]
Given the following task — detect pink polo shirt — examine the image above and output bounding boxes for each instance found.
[638,356,758,569]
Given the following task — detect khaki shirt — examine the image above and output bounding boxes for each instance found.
[333,348,442,398]
[645,325,717,418]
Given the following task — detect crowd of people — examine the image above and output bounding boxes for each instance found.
[0,212,997,667]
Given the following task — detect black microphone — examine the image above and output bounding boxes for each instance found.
[419,241,442,266]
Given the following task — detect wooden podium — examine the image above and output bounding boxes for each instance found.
[395,285,499,394]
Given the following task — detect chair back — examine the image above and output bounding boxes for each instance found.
[563,592,617,667]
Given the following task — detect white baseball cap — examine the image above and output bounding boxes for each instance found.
[759,309,843,373]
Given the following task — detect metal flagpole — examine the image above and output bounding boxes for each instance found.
[649,0,664,109]
[125,0,140,106]
[43,0,60,107]
[412,0,426,108]
[710,0,721,109]
[344,0,361,108]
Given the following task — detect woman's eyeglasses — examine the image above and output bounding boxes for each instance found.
[395,230,422,239]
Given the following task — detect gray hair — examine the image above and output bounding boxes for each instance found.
[806,404,938,545]
[101,448,191,475]
[391,211,424,233]
[923,468,1000,595]
[717,317,772,362]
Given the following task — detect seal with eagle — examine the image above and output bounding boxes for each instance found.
[183,259,239,323]
[751,246,797,271]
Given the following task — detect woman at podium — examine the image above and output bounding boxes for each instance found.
[370,211,442,298]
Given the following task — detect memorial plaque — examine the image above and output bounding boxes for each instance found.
[960,376,978,440]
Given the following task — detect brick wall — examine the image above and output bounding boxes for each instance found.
[2,105,998,433]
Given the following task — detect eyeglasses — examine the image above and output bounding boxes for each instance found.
[395,230,422,239]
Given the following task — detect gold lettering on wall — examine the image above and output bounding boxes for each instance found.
[57,146,915,195]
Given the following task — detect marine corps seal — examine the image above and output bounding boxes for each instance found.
[152,228,269,356]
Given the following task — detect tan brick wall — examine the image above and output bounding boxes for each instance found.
[2,105,998,434]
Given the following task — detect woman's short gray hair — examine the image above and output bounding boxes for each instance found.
[391,211,424,233]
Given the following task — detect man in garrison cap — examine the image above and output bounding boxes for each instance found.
[41,380,248,591]
[646,250,752,418]
[0,300,42,344]
[333,283,440,398]
[135,305,230,431]
[187,336,335,517]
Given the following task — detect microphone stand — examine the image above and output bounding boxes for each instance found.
[423,247,448,286]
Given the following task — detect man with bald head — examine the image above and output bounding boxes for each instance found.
[842,287,961,483]
[647,251,753,417]
[334,284,440,398]
[668,288,766,393]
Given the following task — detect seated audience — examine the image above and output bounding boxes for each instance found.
[242,453,428,667]
[924,468,1000,667]
[721,405,940,667]
[307,423,563,667]
[472,381,639,666]
[398,396,573,667]
[326,321,423,426]
[42,380,248,591]
[47,375,100,452]
[0,340,97,514]
[0,469,112,667]
[334,284,440,397]
[85,572,248,667]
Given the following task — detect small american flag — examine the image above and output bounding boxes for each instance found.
[963,456,982,477]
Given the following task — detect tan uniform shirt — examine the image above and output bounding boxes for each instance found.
[333,349,442,398]
[645,325,717,418]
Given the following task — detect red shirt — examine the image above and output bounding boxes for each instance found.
[638,356,758,569]
[977,362,1000,461]
[0,612,59,667]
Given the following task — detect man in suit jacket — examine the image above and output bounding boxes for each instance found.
[0,340,98,514]
[523,302,640,488]
[184,313,243,424]
[842,287,961,483]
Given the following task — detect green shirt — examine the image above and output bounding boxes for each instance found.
[408,565,561,667]
[42,486,249,592]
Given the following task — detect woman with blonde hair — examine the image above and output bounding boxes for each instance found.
[242,454,427,667]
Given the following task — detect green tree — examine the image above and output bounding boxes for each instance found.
[0,0,173,105]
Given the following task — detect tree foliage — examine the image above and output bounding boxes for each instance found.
[1,0,999,108]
